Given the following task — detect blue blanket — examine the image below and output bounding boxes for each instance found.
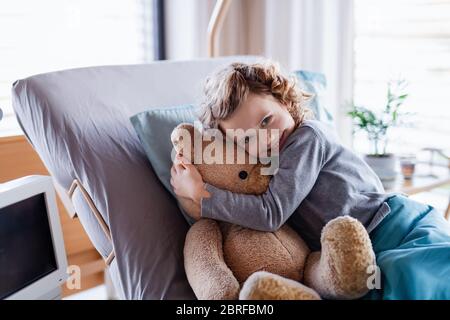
[365,195,450,300]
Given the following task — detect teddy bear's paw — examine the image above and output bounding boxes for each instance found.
[306,216,376,299]
[239,271,321,300]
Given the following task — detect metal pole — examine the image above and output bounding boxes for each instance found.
[207,0,233,57]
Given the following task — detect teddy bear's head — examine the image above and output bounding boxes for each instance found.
[171,123,271,195]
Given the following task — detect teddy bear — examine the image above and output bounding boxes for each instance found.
[171,123,376,300]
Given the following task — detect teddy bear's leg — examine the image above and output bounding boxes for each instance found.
[184,219,240,300]
[304,216,376,299]
[239,271,321,300]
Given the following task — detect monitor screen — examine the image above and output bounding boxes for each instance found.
[0,193,58,299]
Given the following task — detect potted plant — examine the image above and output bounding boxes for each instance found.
[348,80,410,181]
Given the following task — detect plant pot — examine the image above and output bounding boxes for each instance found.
[363,154,397,183]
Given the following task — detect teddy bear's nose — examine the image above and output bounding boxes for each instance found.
[238,170,248,180]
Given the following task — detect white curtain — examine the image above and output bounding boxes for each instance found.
[164,0,211,59]
[164,0,264,58]
[164,0,354,146]
[264,0,354,146]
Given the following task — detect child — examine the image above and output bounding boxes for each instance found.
[170,61,450,300]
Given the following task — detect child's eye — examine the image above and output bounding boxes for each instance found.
[261,115,272,128]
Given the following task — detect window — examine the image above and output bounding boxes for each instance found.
[0,0,157,137]
[354,0,450,154]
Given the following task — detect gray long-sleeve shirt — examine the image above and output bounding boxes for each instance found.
[201,120,392,251]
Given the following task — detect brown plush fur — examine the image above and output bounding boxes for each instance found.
[304,216,376,299]
[221,222,309,284]
[172,123,376,300]
[184,219,239,299]
[240,271,321,300]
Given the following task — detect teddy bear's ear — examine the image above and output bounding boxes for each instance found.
[171,123,197,161]
[173,123,195,134]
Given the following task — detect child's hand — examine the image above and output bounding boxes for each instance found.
[170,154,210,207]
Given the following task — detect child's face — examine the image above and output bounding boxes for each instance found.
[218,93,295,158]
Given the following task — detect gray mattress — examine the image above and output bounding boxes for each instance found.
[12,56,261,299]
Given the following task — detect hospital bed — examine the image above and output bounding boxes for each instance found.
[12,56,261,299]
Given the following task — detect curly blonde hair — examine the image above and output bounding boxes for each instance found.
[198,60,312,129]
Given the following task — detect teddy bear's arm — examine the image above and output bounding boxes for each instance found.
[184,219,240,300]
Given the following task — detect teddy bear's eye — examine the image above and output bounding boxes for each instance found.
[238,170,248,180]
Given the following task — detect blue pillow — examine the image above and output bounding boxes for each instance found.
[293,70,334,125]
[130,104,197,198]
